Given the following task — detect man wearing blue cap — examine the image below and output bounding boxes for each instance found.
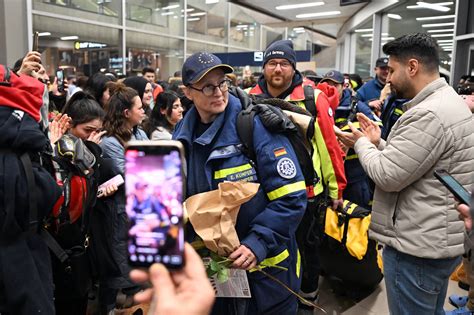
[356,57,390,113]
[173,52,307,314]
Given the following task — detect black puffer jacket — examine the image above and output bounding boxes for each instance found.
[0,107,61,239]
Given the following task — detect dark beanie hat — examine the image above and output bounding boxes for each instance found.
[263,40,297,68]
[123,76,148,100]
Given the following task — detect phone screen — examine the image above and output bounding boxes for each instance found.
[125,142,185,269]
[56,69,64,92]
[435,170,471,206]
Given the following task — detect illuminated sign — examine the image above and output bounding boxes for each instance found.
[74,41,107,49]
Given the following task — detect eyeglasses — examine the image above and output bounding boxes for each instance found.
[189,79,230,97]
[266,61,292,70]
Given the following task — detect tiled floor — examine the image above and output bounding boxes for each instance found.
[297,276,467,315]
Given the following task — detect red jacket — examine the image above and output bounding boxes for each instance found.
[248,83,346,199]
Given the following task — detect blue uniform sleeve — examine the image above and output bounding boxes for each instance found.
[240,117,307,263]
[356,100,377,121]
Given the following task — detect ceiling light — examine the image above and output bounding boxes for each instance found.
[407,2,453,9]
[162,4,179,10]
[412,2,452,12]
[276,2,324,10]
[190,12,206,16]
[422,22,455,27]
[60,36,79,40]
[427,29,454,33]
[355,28,373,33]
[293,27,304,31]
[387,14,402,20]
[296,11,341,18]
[416,14,455,20]
[437,39,453,42]
[382,37,395,41]
[181,8,194,12]
[205,0,219,3]
[161,11,174,16]
[361,32,389,37]
[38,32,51,37]
[295,29,306,33]
[431,34,454,37]
[187,17,200,21]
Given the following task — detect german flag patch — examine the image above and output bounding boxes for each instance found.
[273,147,287,157]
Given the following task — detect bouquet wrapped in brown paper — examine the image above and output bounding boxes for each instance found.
[185,181,260,257]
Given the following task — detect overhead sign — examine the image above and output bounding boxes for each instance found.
[254,51,263,62]
[74,41,107,50]
[214,50,311,67]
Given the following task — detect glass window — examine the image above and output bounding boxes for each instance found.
[262,26,285,50]
[125,0,184,37]
[126,31,184,81]
[229,4,260,50]
[354,18,373,80]
[186,0,228,45]
[382,0,457,73]
[33,15,121,77]
[33,0,120,19]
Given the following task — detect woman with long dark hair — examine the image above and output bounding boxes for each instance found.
[145,91,183,140]
[51,92,109,315]
[98,84,147,314]
[84,73,114,107]
[101,84,148,171]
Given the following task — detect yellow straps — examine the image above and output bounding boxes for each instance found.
[214,163,252,179]
[296,250,301,278]
[394,108,404,116]
[345,154,358,160]
[266,181,306,201]
[250,249,289,273]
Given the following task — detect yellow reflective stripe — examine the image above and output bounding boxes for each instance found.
[335,118,347,123]
[345,154,358,160]
[394,108,404,116]
[214,163,252,179]
[296,249,301,278]
[250,249,290,273]
[266,181,306,201]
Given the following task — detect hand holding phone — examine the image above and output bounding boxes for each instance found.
[97,174,124,197]
[125,140,185,269]
[434,170,471,206]
[33,31,39,52]
[56,69,65,93]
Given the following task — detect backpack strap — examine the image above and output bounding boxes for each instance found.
[40,227,69,264]
[303,85,316,117]
[236,106,257,164]
[19,152,39,233]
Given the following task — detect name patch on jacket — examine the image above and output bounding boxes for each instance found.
[226,168,257,182]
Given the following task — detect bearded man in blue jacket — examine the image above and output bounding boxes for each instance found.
[173,52,307,315]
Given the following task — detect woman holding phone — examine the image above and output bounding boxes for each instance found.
[98,84,147,314]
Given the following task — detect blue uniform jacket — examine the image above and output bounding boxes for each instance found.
[380,95,408,140]
[356,77,384,103]
[173,94,307,314]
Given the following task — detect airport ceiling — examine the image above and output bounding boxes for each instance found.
[230,0,369,39]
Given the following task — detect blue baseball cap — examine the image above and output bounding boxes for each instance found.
[320,70,344,84]
[182,52,233,86]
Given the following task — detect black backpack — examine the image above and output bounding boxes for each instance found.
[230,86,320,200]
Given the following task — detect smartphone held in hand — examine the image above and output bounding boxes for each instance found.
[125,140,185,269]
[56,68,65,92]
[434,169,471,206]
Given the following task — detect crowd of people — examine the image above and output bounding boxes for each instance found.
[0,32,474,315]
